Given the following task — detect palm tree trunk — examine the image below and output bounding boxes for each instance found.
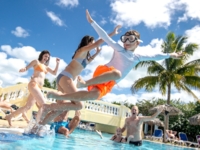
[164,83,171,142]
[167,83,171,104]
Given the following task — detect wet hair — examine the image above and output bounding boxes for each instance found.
[38,50,50,66]
[125,30,140,39]
[72,35,95,60]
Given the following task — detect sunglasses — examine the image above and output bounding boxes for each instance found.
[120,34,143,43]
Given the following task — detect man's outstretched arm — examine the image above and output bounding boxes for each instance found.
[139,105,164,122]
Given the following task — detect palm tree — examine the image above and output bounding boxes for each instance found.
[43,78,57,89]
[131,32,200,103]
[131,32,200,134]
[44,79,51,88]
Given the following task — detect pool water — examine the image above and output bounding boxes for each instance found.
[0,129,196,150]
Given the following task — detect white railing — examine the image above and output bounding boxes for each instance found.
[85,101,120,116]
[0,83,131,118]
[85,101,131,117]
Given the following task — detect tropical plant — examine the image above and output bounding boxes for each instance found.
[170,102,200,141]
[131,32,200,131]
[131,32,200,104]
[43,78,57,89]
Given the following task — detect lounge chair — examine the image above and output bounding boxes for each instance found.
[196,135,200,148]
[145,129,163,142]
[166,134,177,144]
[179,132,199,147]
[165,130,184,145]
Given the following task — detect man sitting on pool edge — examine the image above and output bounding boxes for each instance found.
[120,105,165,146]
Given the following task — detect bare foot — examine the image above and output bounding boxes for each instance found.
[76,76,86,88]
[5,115,12,126]
[47,91,60,99]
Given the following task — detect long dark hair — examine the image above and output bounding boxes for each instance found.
[72,35,94,60]
[38,50,50,66]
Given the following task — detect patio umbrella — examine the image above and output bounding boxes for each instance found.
[189,113,200,125]
[149,105,183,142]
[145,118,164,127]
[149,105,183,116]
[145,118,164,135]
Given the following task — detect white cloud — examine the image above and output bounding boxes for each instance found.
[46,11,65,26]
[178,0,200,22]
[0,51,28,86]
[100,17,107,25]
[102,89,198,105]
[178,13,188,23]
[56,0,78,8]
[110,0,181,28]
[184,25,200,62]
[102,93,138,105]
[11,26,29,38]
[0,45,68,87]
[1,45,39,62]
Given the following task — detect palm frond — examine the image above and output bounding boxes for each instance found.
[171,74,185,91]
[147,63,165,75]
[184,76,200,89]
[174,36,188,52]
[175,64,197,76]
[184,43,199,55]
[184,58,200,66]
[131,76,159,93]
[134,61,165,71]
[178,83,199,100]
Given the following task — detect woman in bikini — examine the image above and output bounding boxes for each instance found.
[40,26,121,124]
[5,50,60,126]
[110,128,126,143]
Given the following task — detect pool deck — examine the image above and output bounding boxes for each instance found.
[0,119,27,128]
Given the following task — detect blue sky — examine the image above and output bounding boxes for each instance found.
[0,0,200,104]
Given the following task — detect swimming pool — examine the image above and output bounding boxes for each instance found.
[0,128,196,150]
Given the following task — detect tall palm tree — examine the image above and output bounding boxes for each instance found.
[131,32,200,133]
[131,32,200,103]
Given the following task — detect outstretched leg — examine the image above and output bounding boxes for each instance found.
[47,88,100,101]
[5,94,35,126]
[40,110,63,125]
[77,68,121,88]
[28,83,46,124]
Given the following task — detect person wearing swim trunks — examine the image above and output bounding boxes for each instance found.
[39,25,121,124]
[51,110,81,137]
[5,50,60,126]
[45,10,183,103]
[120,105,164,146]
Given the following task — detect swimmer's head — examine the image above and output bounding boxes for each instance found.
[38,50,51,66]
[116,128,122,136]
[131,105,139,116]
[72,35,95,60]
[121,30,142,51]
